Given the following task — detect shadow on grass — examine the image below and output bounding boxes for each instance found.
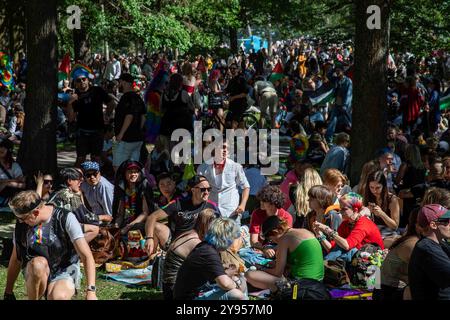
[119,286,163,300]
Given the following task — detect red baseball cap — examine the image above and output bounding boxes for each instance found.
[418,204,450,228]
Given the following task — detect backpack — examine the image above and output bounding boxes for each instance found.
[323,260,351,287]
[89,226,120,265]
[346,243,384,287]
[271,278,331,300]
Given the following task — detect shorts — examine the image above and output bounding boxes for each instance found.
[195,283,247,300]
[112,141,143,167]
[260,91,279,119]
[76,129,103,158]
[23,260,81,291]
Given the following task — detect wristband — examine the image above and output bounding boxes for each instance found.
[316,234,326,242]
[145,236,154,240]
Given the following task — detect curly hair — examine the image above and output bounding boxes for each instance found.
[256,185,285,209]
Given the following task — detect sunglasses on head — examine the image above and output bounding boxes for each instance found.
[84,171,99,178]
[76,77,87,83]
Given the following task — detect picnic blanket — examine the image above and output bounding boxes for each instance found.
[238,248,272,268]
[102,266,153,286]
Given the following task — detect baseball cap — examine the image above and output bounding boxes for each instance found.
[418,204,450,228]
[80,161,100,173]
[187,175,209,189]
[125,160,142,171]
[119,73,134,84]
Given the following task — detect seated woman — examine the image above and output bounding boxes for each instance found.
[314,192,384,262]
[245,216,329,299]
[35,172,54,201]
[162,208,216,300]
[289,167,322,228]
[280,160,313,210]
[249,185,293,258]
[173,218,248,300]
[0,138,25,206]
[373,207,420,300]
[364,170,400,240]
[50,167,99,243]
[304,185,341,232]
[113,160,154,235]
[322,168,352,200]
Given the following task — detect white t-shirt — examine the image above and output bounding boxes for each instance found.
[0,162,23,180]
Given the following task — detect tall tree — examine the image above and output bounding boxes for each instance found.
[351,0,390,185]
[18,0,58,182]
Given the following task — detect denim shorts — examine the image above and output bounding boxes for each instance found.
[195,283,246,300]
[112,141,143,166]
[23,260,81,290]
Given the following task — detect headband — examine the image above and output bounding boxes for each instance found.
[11,198,43,216]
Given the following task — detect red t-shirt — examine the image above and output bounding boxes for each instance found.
[331,216,384,250]
[249,208,293,237]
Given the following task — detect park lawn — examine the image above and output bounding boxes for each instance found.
[0,264,163,300]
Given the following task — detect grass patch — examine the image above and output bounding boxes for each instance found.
[0,264,163,300]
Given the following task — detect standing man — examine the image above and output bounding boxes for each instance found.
[67,65,116,167]
[197,140,250,224]
[225,63,249,130]
[7,191,97,300]
[80,161,114,224]
[326,66,353,142]
[103,53,122,82]
[113,73,146,172]
[409,204,450,300]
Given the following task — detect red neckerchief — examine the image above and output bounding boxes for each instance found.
[214,159,226,171]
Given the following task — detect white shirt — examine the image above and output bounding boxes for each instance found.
[104,59,121,81]
[197,158,250,217]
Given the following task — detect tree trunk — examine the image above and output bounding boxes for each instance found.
[351,0,390,185]
[229,27,238,54]
[18,0,58,183]
[73,28,90,63]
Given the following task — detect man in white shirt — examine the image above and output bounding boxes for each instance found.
[103,53,121,81]
[197,141,250,224]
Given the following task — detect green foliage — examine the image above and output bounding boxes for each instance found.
[54,0,449,57]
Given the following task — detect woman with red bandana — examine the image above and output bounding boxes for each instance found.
[313,192,384,262]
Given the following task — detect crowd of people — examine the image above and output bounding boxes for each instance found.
[1,36,450,301]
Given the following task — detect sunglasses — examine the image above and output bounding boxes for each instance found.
[44,180,53,185]
[84,171,99,178]
[195,187,212,193]
[435,218,450,226]
[76,77,87,83]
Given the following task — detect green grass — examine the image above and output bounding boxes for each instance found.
[0,263,163,300]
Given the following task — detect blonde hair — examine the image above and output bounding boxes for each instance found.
[356,160,380,195]
[322,168,347,188]
[9,190,44,216]
[295,167,323,216]
[194,208,217,240]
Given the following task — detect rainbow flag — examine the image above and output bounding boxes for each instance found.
[70,63,95,80]
[58,53,71,81]
[0,52,14,90]
[144,91,163,144]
